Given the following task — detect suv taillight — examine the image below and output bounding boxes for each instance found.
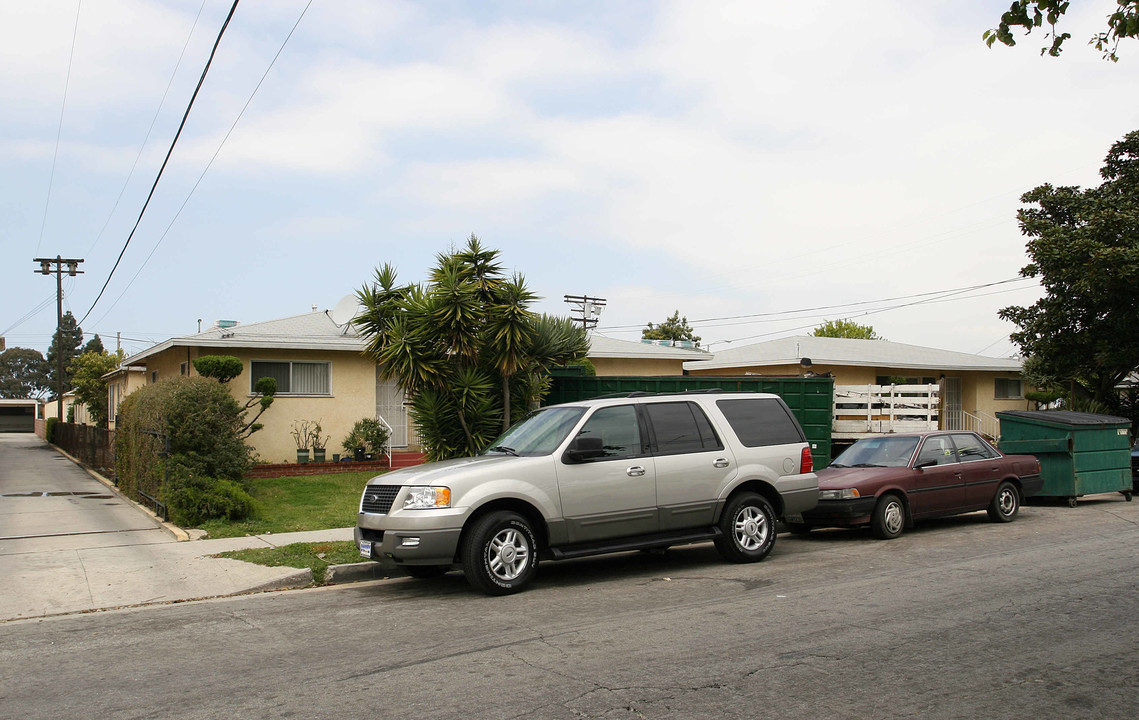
[801,446,814,474]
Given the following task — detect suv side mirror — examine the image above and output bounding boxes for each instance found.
[564,435,605,463]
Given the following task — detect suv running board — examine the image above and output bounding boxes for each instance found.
[547,527,723,561]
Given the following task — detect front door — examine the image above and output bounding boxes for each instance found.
[556,404,658,543]
[375,372,408,447]
[941,377,962,430]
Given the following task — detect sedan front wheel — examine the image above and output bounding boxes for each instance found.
[871,494,906,539]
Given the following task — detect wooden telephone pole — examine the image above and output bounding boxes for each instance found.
[34,256,84,422]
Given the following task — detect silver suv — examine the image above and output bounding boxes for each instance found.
[355,391,818,594]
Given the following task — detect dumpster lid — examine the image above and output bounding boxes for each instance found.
[995,410,1131,427]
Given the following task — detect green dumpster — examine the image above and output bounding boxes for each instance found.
[996,410,1133,507]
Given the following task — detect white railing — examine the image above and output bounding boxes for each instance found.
[962,410,1000,440]
[833,384,940,436]
[376,414,394,463]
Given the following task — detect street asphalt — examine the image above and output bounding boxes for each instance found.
[0,433,357,622]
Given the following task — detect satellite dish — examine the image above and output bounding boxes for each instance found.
[329,295,361,326]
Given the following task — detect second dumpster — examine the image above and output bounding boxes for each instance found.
[996,410,1132,507]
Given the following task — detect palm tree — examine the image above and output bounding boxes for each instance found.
[354,241,588,461]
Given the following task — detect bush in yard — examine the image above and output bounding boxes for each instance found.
[165,468,257,526]
[45,416,58,443]
[115,376,256,522]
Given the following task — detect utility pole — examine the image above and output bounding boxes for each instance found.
[34,256,84,423]
[563,294,607,331]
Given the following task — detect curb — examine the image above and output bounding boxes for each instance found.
[242,568,315,593]
[323,562,393,584]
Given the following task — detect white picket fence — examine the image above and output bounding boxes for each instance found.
[833,384,940,437]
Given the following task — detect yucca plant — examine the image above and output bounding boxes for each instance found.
[354,235,588,460]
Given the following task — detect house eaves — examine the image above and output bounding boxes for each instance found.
[122,311,366,367]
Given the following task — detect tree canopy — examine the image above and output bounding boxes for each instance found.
[0,347,50,399]
[812,319,882,340]
[642,311,701,347]
[999,129,1139,408]
[354,235,589,461]
[984,1,1139,61]
[70,349,123,428]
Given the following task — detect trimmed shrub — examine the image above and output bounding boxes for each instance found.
[167,473,257,526]
[45,416,58,444]
[193,355,244,383]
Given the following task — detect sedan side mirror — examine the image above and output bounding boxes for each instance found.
[564,435,605,463]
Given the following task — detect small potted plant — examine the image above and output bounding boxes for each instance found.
[342,418,390,462]
[290,419,315,464]
[310,420,330,463]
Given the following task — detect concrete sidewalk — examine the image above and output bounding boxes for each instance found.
[0,526,358,622]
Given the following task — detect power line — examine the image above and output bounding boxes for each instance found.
[86,0,209,256]
[35,0,83,256]
[89,0,314,328]
[78,0,241,327]
[598,277,1034,332]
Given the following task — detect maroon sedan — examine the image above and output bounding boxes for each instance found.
[787,431,1043,539]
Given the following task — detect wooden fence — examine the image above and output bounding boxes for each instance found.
[833,384,940,437]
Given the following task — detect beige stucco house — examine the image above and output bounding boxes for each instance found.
[118,313,703,463]
[684,335,1033,437]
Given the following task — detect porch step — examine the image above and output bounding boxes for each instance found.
[389,451,427,469]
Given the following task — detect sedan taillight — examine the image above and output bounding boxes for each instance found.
[801,446,814,474]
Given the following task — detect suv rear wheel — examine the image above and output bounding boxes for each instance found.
[714,492,776,563]
[461,511,539,595]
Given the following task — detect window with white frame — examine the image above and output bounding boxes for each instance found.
[250,360,331,395]
[994,377,1023,399]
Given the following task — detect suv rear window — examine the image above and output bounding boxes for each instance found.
[644,401,722,455]
[715,398,805,447]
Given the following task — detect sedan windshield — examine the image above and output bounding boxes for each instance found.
[831,435,920,468]
[482,407,586,457]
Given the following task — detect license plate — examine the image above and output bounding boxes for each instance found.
[358,539,372,558]
[785,514,803,523]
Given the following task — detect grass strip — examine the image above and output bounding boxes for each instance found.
[216,541,363,585]
[198,470,380,538]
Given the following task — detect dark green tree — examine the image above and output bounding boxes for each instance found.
[45,311,83,397]
[812,319,883,340]
[82,334,105,355]
[999,129,1139,409]
[985,1,1139,61]
[354,235,589,460]
[0,347,50,399]
[642,310,701,347]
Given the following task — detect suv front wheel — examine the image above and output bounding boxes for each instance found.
[714,492,776,563]
[461,511,539,595]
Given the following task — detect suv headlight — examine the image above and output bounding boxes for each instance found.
[819,488,860,500]
[403,486,451,509]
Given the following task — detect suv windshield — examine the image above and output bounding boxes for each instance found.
[831,435,920,468]
[482,406,586,457]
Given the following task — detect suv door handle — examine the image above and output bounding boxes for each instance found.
[713,458,730,468]
[626,466,646,477]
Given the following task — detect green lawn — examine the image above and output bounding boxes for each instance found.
[196,470,380,538]
[215,541,362,585]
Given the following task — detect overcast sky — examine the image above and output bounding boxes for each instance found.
[3,0,1137,361]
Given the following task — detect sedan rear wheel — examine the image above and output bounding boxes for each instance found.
[871,494,906,539]
[986,481,1020,523]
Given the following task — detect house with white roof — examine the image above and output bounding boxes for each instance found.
[119,312,705,464]
[684,335,1032,438]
